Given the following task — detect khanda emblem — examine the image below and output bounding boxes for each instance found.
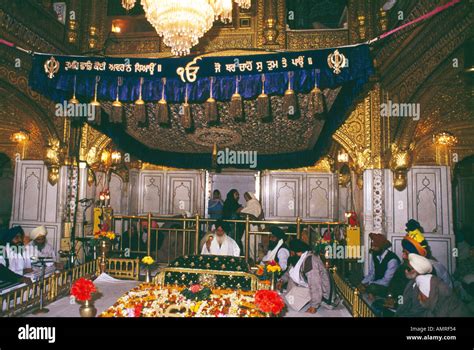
[327,49,347,75]
[176,56,202,83]
[44,56,60,79]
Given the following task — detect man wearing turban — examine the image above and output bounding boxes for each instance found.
[413,273,471,317]
[281,239,336,314]
[261,226,289,272]
[359,233,400,300]
[0,226,33,285]
[26,226,58,269]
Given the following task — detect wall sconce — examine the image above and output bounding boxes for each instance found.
[111,21,122,33]
[337,150,349,163]
[111,151,122,165]
[433,131,457,167]
[11,130,30,159]
[100,149,111,167]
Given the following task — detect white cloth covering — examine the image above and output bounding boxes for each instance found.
[240,192,263,219]
[408,253,432,275]
[416,274,432,297]
[261,239,290,271]
[289,251,309,288]
[201,234,240,257]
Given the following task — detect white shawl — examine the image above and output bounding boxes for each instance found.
[262,239,284,262]
[289,251,309,287]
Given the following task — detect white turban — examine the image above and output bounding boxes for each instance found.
[416,274,432,298]
[408,253,432,275]
[30,225,47,240]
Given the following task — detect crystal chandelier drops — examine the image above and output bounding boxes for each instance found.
[122,0,252,56]
[142,0,214,56]
[210,0,233,23]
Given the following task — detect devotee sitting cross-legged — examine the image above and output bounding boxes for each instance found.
[359,233,400,301]
[281,239,332,314]
[201,220,240,257]
[415,274,472,317]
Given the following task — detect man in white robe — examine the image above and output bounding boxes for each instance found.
[26,226,59,272]
[201,220,240,257]
[0,226,32,277]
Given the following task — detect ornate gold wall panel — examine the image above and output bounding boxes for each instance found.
[286,30,348,50]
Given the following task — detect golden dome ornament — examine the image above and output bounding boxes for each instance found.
[230,76,244,122]
[89,76,101,125]
[181,84,194,133]
[205,77,219,125]
[134,77,147,126]
[110,77,123,124]
[156,78,171,127]
[257,74,271,122]
[283,71,300,120]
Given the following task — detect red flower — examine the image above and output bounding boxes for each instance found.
[268,260,277,266]
[190,284,203,293]
[254,290,285,315]
[71,278,97,301]
[134,303,143,317]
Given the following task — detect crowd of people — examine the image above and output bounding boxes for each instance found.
[358,219,472,317]
[1,193,472,317]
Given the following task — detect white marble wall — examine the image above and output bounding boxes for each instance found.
[137,170,205,216]
[261,171,338,221]
[384,166,455,272]
[10,160,64,252]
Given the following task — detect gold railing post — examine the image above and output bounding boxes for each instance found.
[194,214,200,254]
[245,215,250,262]
[296,217,301,239]
[183,218,187,256]
[147,212,152,257]
[353,288,359,317]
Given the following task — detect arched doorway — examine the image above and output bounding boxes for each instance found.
[0,153,14,230]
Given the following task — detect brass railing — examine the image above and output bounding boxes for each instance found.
[112,213,347,265]
[330,267,376,318]
[0,257,138,317]
[103,258,140,281]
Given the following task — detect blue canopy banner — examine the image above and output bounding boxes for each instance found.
[29,44,373,103]
[28,44,374,170]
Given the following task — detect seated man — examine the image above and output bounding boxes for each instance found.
[385,236,452,311]
[359,233,400,300]
[261,226,289,273]
[283,239,332,314]
[0,226,33,284]
[395,253,434,317]
[26,226,61,270]
[415,274,471,317]
[201,220,240,257]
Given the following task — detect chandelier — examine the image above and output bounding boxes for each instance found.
[121,0,252,56]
